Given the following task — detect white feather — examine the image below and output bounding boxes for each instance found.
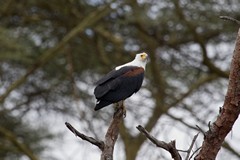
[115,52,148,70]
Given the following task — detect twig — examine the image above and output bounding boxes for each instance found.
[185,133,199,160]
[189,147,201,160]
[137,125,182,160]
[177,149,188,153]
[220,16,240,25]
[65,122,104,151]
[208,121,212,133]
[195,125,205,137]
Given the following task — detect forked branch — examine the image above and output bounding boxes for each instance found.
[66,103,125,160]
[137,125,182,160]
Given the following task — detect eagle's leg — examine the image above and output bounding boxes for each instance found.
[114,100,126,118]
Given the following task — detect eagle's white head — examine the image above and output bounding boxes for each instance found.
[135,52,148,62]
[115,52,148,70]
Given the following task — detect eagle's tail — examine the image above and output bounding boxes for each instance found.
[94,100,112,111]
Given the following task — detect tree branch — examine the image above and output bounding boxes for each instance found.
[65,122,104,151]
[100,103,125,160]
[222,141,240,158]
[195,28,240,160]
[136,125,182,160]
[169,74,219,108]
[66,102,125,160]
[185,133,199,160]
[220,16,240,25]
[173,1,229,78]
[0,126,39,160]
[0,5,112,103]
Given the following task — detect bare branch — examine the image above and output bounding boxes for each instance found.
[167,113,240,158]
[189,147,201,160]
[195,28,240,160]
[195,125,206,137]
[220,16,240,25]
[136,125,182,160]
[185,133,199,160]
[166,112,198,131]
[66,102,125,160]
[65,122,104,151]
[100,102,125,160]
[222,141,240,158]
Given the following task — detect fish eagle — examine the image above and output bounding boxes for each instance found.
[94,52,148,111]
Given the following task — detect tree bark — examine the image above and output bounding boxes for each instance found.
[66,103,124,160]
[137,125,182,160]
[195,28,240,160]
[100,105,124,160]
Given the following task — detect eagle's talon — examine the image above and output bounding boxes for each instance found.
[113,101,126,118]
[122,103,126,118]
[123,109,126,118]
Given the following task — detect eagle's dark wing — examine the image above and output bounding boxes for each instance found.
[94,66,144,110]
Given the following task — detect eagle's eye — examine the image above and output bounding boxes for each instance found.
[140,53,146,59]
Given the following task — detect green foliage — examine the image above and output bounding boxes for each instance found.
[0,111,54,159]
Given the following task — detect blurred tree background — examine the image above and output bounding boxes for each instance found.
[0,0,240,160]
